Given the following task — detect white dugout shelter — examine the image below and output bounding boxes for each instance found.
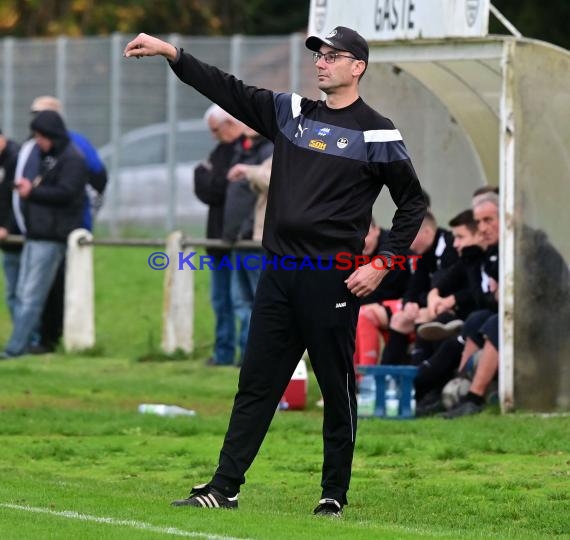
[308,0,570,412]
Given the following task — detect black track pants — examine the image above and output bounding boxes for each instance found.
[210,265,359,505]
[414,337,464,399]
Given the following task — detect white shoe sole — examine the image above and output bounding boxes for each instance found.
[418,320,463,341]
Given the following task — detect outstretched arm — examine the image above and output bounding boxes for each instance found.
[124,33,277,142]
[123,33,178,62]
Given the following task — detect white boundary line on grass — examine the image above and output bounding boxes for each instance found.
[0,503,251,540]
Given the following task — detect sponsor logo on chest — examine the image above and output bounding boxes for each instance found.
[308,139,327,151]
[316,127,331,137]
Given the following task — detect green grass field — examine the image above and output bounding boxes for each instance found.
[0,246,569,539]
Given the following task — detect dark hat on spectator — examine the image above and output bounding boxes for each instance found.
[30,110,68,141]
[305,26,369,63]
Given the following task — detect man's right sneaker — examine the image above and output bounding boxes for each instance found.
[171,484,238,509]
[313,498,343,517]
[417,320,464,342]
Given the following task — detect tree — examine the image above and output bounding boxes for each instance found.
[490,0,570,50]
[0,0,568,53]
[0,0,310,38]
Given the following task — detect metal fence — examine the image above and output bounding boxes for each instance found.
[1,33,484,238]
[0,33,313,237]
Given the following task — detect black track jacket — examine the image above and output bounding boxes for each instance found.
[170,52,426,260]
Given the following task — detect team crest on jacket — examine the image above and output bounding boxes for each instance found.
[308,139,327,151]
[337,137,349,149]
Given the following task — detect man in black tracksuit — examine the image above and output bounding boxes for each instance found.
[381,214,458,365]
[125,26,426,516]
[402,223,458,308]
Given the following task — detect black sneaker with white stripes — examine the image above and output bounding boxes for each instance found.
[313,498,343,517]
[171,484,238,509]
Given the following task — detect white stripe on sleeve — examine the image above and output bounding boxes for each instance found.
[291,93,302,119]
[363,129,403,143]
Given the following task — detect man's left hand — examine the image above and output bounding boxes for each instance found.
[345,263,388,297]
[227,163,249,182]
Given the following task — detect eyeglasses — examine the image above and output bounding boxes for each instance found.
[312,51,357,64]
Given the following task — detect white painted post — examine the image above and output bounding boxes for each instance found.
[162,231,194,353]
[64,228,95,351]
[498,40,516,413]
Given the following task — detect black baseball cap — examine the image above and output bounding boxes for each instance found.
[305,26,369,63]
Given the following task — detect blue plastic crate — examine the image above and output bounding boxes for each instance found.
[358,365,418,419]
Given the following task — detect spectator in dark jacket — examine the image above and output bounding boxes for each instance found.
[2,110,87,358]
[222,127,273,366]
[194,104,244,366]
[0,130,21,320]
[23,96,108,352]
[22,96,107,232]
